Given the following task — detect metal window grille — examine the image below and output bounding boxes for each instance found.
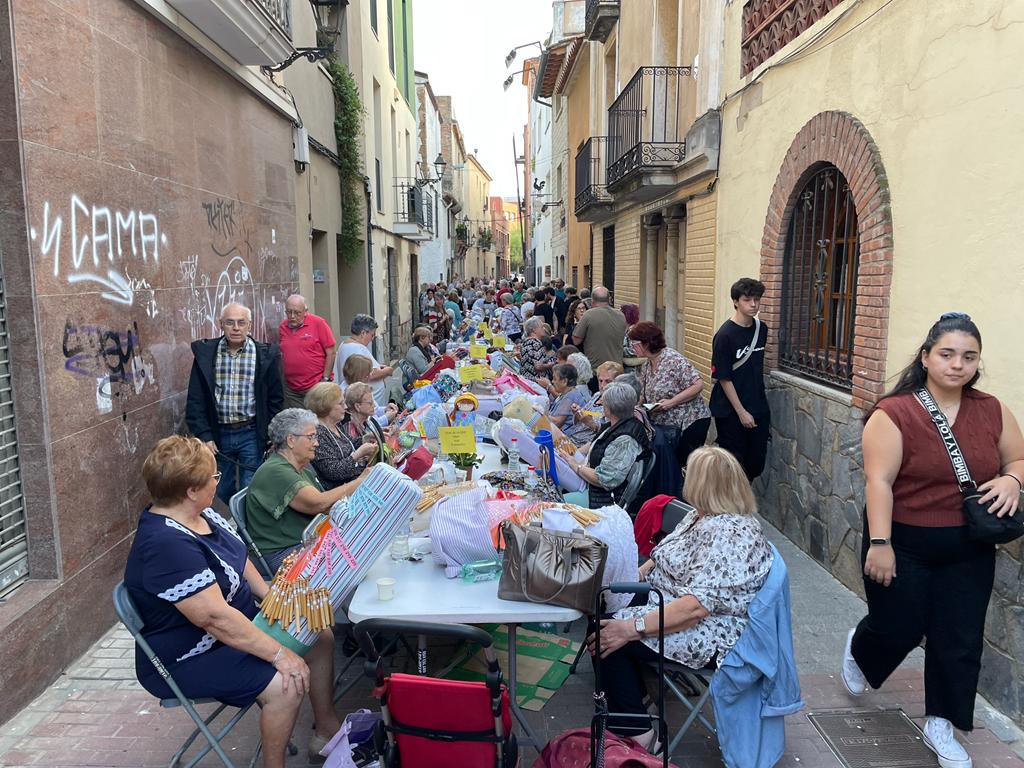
[601,225,616,299]
[0,276,27,597]
[779,164,859,389]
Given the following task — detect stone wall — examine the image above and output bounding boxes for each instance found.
[754,374,867,596]
[756,373,1024,726]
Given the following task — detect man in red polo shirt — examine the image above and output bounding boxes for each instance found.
[279,294,337,409]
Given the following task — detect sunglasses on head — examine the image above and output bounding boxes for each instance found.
[940,311,971,322]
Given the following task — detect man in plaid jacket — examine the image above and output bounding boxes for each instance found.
[186,303,284,502]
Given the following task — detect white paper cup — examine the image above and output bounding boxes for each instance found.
[376,577,396,601]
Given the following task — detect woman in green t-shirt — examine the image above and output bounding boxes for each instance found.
[246,408,367,573]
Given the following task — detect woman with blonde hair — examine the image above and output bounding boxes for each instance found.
[342,355,398,425]
[586,446,774,745]
[305,382,377,490]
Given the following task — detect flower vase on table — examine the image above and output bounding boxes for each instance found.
[451,452,481,482]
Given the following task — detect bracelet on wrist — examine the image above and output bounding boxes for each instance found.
[1002,473,1023,491]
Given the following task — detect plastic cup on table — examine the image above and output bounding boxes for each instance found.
[376,577,396,601]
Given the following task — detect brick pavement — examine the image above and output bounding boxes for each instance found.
[2,520,1023,767]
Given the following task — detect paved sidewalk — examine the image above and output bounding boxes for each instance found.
[1,520,1023,767]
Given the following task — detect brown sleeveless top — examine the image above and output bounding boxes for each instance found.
[876,390,1002,527]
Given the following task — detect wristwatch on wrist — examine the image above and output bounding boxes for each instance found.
[869,537,891,547]
[633,616,646,638]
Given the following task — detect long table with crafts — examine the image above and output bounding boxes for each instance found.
[346,442,583,751]
[258,345,637,753]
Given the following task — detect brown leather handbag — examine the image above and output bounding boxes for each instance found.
[498,521,608,614]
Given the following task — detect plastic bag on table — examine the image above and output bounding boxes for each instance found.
[410,383,442,408]
[495,418,586,493]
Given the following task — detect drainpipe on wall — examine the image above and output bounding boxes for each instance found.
[363,176,378,359]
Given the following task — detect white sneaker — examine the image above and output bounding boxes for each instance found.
[841,629,868,696]
[923,716,972,768]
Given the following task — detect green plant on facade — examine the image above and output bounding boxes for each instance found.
[478,227,494,250]
[327,55,366,265]
[455,222,469,241]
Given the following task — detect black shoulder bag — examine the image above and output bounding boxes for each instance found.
[915,388,1024,544]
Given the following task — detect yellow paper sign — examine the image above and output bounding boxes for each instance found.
[458,365,484,383]
[478,322,489,333]
[438,426,477,454]
[483,325,493,339]
[493,335,507,348]
[469,344,488,360]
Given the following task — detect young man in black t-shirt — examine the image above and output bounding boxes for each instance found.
[710,277,770,480]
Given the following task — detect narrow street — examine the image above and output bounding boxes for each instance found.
[2,519,1022,767]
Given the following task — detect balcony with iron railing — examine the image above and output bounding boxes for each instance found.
[606,66,691,201]
[394,180,434,241]
[166,0,293,65]
[574,136,613,222]
[585,0,619,42]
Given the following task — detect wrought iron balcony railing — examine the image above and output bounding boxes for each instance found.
[606,66,691,189]
[574,136,612,214]
[255,0,292,39]
[394,180,434,235]
[585,0,619,42]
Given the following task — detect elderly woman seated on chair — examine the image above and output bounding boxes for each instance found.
[586,447,774,748]
[561,382,653,509]
[246,408,368,574]
[123,436,343,767]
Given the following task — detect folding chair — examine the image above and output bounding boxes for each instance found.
[112,581,256,768]
[228,488,273,578]
[617,452,657,515]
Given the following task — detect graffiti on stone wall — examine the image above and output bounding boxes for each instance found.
[32,195,166,310]
[61,319,156,414]
[177,199,287,342]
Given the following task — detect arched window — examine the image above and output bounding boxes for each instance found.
[779,164,859,389]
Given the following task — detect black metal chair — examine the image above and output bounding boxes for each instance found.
[112,581,257,768]
[228,488,273,579]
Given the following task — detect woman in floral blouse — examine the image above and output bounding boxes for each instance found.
[629,321,712,468]
[587,446,773,744]
[519,316,556,381]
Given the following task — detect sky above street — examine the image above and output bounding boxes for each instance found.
[413,0,554,199]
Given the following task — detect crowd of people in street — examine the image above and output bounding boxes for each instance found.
[117,275,1023,768]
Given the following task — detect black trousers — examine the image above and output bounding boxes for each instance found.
[593,639,661,735]
[677,417,711,470]
[714,411,771,480]
[851,522,995,731]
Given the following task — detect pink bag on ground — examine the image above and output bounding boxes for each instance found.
[533,728,679,767]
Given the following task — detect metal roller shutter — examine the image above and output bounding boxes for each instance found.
[0,276,27,598]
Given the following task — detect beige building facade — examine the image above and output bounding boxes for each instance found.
[715,0,1024,725]
[337,0,424,359]
[461,155,494,280]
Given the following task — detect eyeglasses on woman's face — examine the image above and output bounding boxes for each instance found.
[293,431,319,443]
[211,471,222,483]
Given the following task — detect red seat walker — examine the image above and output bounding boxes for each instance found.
[354,618,518,768]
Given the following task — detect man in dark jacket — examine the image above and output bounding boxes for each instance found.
[186,302,283,502]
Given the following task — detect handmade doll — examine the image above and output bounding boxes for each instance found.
[449,392,479,428]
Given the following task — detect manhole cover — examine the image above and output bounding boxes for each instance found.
[807,709,936,768]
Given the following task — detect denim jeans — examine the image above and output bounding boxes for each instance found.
[215,424,262,503]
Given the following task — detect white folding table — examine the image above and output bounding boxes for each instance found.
[347,441,580,750]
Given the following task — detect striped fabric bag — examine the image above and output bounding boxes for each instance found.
[264,464,422,649]
[429,486,497,578]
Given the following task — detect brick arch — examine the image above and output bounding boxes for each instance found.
[759,111,894,408]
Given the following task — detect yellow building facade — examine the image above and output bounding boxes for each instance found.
[715,0,1024,724]
[462,155,494,279]
[547,0,723,379]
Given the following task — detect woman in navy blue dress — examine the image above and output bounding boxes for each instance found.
[124,436,342,767]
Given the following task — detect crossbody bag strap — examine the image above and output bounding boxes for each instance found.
[913,388,976,491]
[732,316,761,371]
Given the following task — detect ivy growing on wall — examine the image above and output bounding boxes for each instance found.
[326,55,365,265]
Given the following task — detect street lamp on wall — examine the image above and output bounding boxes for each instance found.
[417,152,448,186]
[505,41,543,68]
